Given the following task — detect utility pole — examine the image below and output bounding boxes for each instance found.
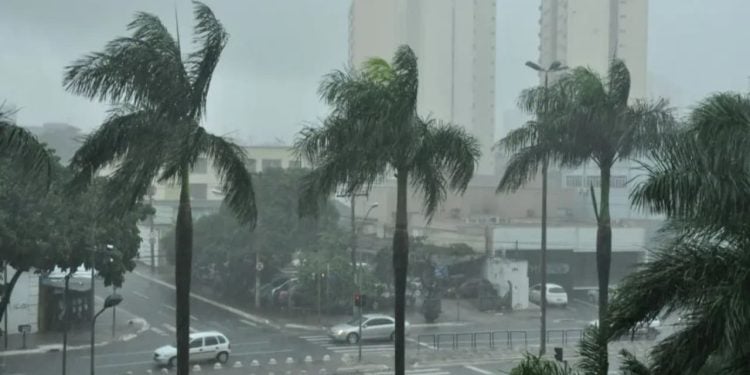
[148,187,156,273]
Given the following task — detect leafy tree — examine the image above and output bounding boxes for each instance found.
[544,59,674,373]
[607,93,750,374]
[296,45,480,374]
[0,157,144,323]
[62,3,256,372]
[0,103,54,183]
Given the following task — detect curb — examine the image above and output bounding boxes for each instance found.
[285,323,326,332]
[336,364,390,374]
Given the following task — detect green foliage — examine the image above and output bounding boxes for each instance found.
[577,325,608,375]
[162,168,340,303]
[509,354,575,375]
[0,103,54,187]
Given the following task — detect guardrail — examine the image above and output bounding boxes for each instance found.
[416,328,582,351]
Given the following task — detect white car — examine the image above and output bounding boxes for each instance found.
[153,331,231,367]
[328,314,410,344]
[529,283,568,307]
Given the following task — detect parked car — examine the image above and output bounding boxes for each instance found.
[153,331,231,367]
[588,318,660,340]
[529,283,568,307]
[327,314,410,344]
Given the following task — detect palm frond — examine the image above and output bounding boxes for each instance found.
[422,119,479,192]
[606,59,631,107]
[496,123,539,155]
[0,108,53,185]
[615,97,675,159]
[509,353,574,375]
[63,12,189,115]
[497,144,546,193]
[689,92,750,161]
[577,325,608,375]
[186,0,228,119]
[200,132,256,227]
[390,45,419,121]
[618,349,651,375]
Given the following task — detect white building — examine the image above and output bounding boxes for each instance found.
[1,267,39,335]
[539,0,648,100]
[349,0,497,176]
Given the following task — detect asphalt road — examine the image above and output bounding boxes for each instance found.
[0,269,635,375]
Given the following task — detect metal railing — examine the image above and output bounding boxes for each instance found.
[416,328,583,351]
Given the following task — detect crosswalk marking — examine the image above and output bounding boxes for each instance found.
[163,323,176,333]
[300,335,394,354]
[464,365,493,375]
[150,327,167,336]
[239,319,257,327]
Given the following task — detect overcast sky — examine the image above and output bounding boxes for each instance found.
[1,1,749,144]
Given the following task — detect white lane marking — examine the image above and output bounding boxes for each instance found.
[240,319,258,327]
[131,291,150,300]
[407,337,434,349]
[163,304,176,312]
[189,327,197,333]
[151,327,167,336]
[231,348,293,357]
[133,270,276,328]
[80,349,155,359]
[464,365,494,375]
[190,315,198,321]
[301,335,328,339]
[96,360,154,369]
[163,323,176,333]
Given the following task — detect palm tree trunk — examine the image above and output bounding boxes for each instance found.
[175,169,193,375]
[0,268,23,323]
[393,170,409,375]
[540,158,548,356]
[595,164,612,374]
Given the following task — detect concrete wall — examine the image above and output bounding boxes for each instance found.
[481,258,529,310]
[2,267,40,334]
[493,225,646,253]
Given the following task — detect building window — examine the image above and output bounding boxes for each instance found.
[586,176,601,188]
[261,159,282,171]
[246,158,257,173]
[190,183,208,200]
[193,157,208,174]
[565,175,583,188]
[612,175,628,188]
[288,159,302,169]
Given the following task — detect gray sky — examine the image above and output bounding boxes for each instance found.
[1,1,749,144]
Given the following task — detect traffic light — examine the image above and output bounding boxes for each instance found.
[554,347,563,362]
[354,293,361,307]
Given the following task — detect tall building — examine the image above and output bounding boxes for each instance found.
[539,0,648,99]
[349,0,497,175]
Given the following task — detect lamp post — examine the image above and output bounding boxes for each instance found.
[90,294,123,375]
[356,202,378,363]
[524,60,567,356]
[148,186,156,273]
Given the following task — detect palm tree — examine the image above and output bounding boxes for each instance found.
[63,3,256,373]
[295,45,480,375]
[0,104,53,182]
[606,92,750,374]
[551,59,674,373]
[496,61,571,356]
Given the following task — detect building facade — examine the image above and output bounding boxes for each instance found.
[539,0,648,99]
[349,0,497,175]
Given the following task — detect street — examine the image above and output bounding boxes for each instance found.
[0,269,651,375]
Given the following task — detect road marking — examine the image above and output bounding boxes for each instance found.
[131,291,150,300]
[190,315,198,321]
[96,360,154,369]
[240,319,258,327]
[81,349,156,359]
[464,365,494,375]
[163,304,176,312]
[189,327,197,333]
[371,369,448,375]
[163,323,176,333]
[231,349,293,357]
[133,270,276,328]
[151,327,167,336]
[407,337,434,349]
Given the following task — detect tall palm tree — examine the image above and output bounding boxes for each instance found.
[607,93,750,374]
[295,45,480,375]
[496,61,572,356]
[63,3,256,373]
[0,104,53,182]
[554,59,673,373]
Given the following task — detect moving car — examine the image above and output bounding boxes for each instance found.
[328,314,410,344]
[153,331,231,367]
[529,283,568,307]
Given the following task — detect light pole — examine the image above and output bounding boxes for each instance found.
[524,60,567,356]
[90,294,123,375]
[356,202,378,363]
[148,186,156,273]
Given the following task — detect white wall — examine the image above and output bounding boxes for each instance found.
[482,258,529,310]
[2,267,39,334]
[493,225,646,253]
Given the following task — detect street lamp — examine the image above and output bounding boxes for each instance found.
[355,202,378,363]
[525,60,567,356]
[90,293,123,375]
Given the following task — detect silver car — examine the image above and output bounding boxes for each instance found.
[328,314,410,344]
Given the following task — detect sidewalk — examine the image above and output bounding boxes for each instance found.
[0,297,148,356]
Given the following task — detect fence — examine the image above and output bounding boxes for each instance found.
[416,328,584,352]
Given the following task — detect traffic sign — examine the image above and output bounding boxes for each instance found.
[256,262,264,272]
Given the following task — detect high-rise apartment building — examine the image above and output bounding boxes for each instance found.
[349,0,497,175]
[539,0,648,99]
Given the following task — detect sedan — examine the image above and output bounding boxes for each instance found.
[529,283,568,307]
[153,331,231,367]
[328,314,410,344]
